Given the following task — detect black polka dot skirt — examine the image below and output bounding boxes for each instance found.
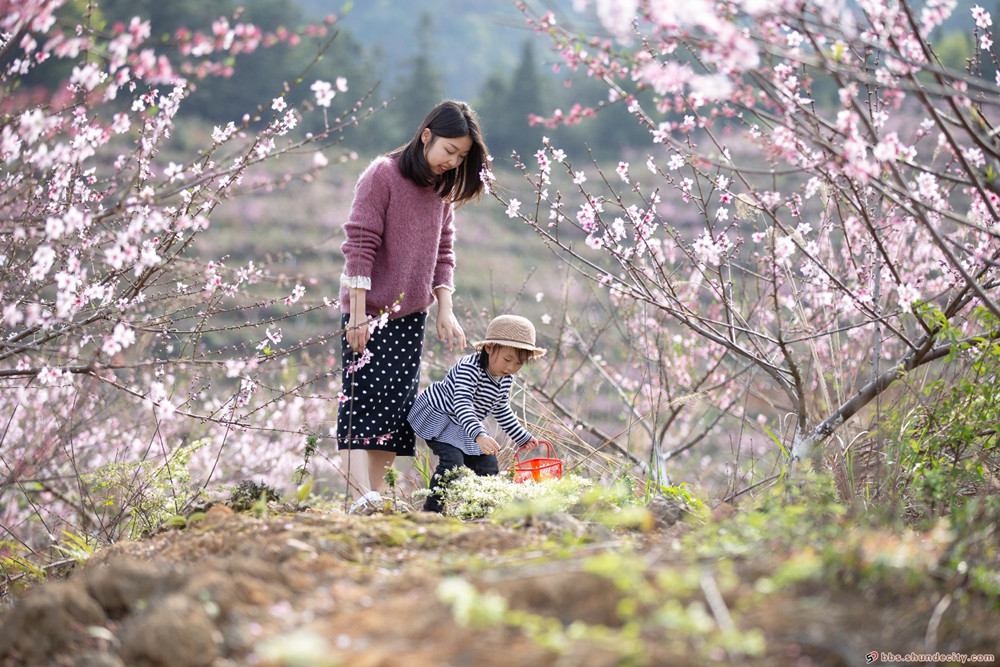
[336,311,426,455]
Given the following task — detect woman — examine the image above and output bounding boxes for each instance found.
[337,100,491,514]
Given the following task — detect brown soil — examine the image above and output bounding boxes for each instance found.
[0,501,996,667]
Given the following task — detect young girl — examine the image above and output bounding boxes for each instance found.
[408,314,546,513]
[338,100,490,514]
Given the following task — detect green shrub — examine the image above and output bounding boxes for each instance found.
[82,439,208,540]
[891,312,1000,520]
[229,479,281,513]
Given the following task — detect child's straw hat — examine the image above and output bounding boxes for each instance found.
[473,314,546,358]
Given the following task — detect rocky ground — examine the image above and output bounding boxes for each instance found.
[0,495,997,667]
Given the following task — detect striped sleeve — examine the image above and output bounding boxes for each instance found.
[450,359,490,441]
[420,354,529,448]
[492,379,532,446]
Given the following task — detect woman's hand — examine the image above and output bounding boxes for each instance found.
[434,287,466,351]
[346,288,370,353]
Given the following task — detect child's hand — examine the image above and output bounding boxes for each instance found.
[522,437,543,451]
[475,434,501,455]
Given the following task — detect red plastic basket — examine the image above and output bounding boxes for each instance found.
[511,440,562,483]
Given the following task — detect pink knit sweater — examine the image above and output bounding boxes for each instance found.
[339,156,456,318]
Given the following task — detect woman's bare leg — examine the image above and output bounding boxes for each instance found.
[367,451,396,494]
[341,449,370,500]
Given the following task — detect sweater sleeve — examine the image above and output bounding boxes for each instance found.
[341,160,390,282]
[432,203,456,291]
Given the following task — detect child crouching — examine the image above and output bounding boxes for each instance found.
[408,314,546,513]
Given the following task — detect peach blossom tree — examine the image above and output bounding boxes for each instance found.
[500,0,1000,496]
[0,0,368,552]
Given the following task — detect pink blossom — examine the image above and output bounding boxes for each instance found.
[284,284,306,306]
[254,136,275,159]
[111,113,130,134]
[536,150,551,175]
[576,203,598,232]
[3,303,23,327]
[652,122,670,144]
[164,162,184,182]
[256,328,282,352]
[212,122,236,143]
[596,0,638,37]
[972,5,992,29]
[370,311,391,333]
[70,63,104,90]
[156,397,177,422]
[616,161,630,182]
[137,241,161,274]
[897,282,921,313]
[505,198,521,218]
[277,110,297,135]
[37,366,66,386]
[637,60,691,96]
[311,80,335,107]
[240,376,256,395]
[774,235,796,265]
[692,231,731,266]
[345,348,373,374]
[30,245,55,281]
[45,216,65,240]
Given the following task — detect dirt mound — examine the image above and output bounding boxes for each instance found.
[0,505,571,666]
[1,500,996,666]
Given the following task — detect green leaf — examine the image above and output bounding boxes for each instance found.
[296,476,313,504]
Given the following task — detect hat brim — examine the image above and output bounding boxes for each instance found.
[474,339,546,358]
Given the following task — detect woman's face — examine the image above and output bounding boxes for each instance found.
[421,129,473,175]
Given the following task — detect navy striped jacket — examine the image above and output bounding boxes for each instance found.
[408,353,531,455]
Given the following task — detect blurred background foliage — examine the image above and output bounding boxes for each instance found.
[13,0,687,163]
[20,0,988,165]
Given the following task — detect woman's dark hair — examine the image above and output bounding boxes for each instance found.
[392,100,490,207]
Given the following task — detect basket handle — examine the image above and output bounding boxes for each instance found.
[514,439,553,463]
